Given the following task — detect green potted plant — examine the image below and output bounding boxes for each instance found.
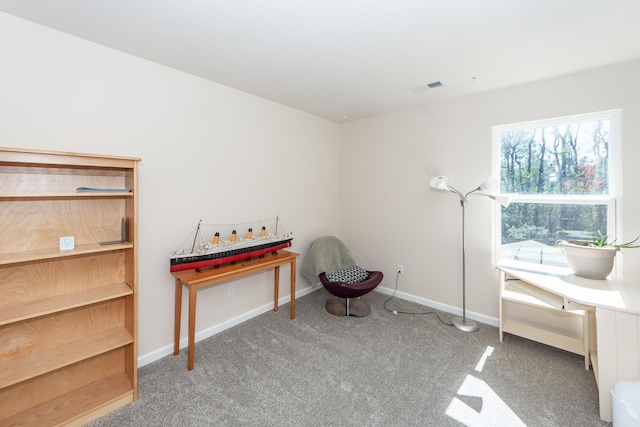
[557,231,639,279]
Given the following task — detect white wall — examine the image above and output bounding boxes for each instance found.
[0,12,341,361]
[3,10,640,362]
[340,59,640,323]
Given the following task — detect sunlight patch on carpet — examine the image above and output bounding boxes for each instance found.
[446,346,525,426]
[446,375,525,427]
[475,346,494,372]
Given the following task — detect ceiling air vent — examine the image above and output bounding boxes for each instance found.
[410,80,444,93]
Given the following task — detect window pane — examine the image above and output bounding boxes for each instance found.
[500,203,607,267]
[500,119,610,196]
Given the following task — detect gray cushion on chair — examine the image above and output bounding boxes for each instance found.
[324,265,369,284]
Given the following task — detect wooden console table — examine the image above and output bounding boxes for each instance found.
[497,261,640,422]
[172,250,299,370]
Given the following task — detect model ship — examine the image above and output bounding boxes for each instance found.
[170,216,293,272]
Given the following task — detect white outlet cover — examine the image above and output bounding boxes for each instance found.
[60,236,75,251]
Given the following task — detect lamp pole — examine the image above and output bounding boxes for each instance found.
[429,176,511,333]
[453,195,478,332]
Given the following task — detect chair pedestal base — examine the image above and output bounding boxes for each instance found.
[325,295,371,317]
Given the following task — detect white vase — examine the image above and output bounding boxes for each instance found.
[559,241,619,280]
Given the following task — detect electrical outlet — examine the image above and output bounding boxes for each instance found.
[227,285,234,296]
[397,264,404,275]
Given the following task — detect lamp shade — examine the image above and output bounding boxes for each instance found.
[429,175,449,191]
[479,177,499,192]
[493,194,512,208]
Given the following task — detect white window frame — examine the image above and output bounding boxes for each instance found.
[492,109,622,272]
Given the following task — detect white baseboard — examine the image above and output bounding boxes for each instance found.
[137,285,318,368]
[375,286,499,328]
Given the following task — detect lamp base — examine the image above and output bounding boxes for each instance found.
[452,316,479,332]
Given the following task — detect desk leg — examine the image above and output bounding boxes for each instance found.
[174,278,182,356]
[188,285,197,371]
[290,258,297,319]
[274,265,280,312]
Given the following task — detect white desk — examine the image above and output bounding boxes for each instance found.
[497,262,640,422]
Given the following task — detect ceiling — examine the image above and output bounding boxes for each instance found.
[1,1,639,122]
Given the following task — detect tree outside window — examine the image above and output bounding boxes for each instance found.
[494,111,618,267]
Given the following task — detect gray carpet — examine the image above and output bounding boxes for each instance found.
[88,289,608,426]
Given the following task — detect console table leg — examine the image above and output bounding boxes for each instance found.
[188,285,197,371]
[174,279,182,356]
[274,265,280,312]
[290,258,296,319]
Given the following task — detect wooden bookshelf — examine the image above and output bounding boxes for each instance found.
[0,282,133,325]
[0,147,139,426]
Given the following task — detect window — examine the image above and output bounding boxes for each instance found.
[493,110,620,268]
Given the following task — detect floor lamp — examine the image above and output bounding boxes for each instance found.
[429,175,511,332]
